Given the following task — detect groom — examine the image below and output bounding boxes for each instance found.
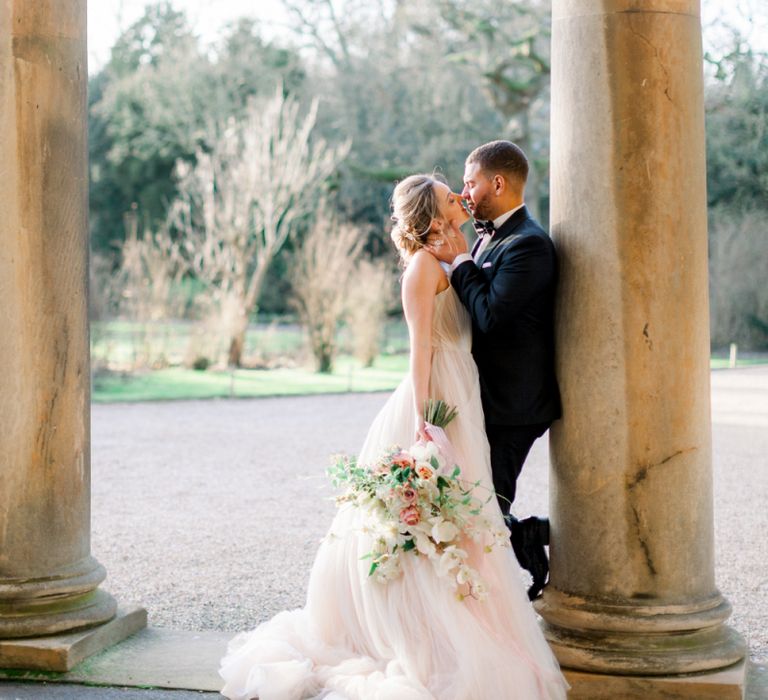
[428,140,561,600]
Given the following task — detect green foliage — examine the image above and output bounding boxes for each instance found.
[89,3,202,252]
[709,207,768,349]
[424,0,552,219]
[706,55,768,209]
[285,0,506,230]
[108,2,194,77]
[88,4,307,256]
[422,399,459,428]
[191,356,210,371]
[88,0,768,346]
[705,42,768,348]
[207,18,306,118]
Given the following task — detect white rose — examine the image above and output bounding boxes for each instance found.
[409,443,430,462]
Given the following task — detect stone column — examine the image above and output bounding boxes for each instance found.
[0,0,117,639]
[537,0,747,686]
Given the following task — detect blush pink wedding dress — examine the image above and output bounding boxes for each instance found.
[219,286,568,700]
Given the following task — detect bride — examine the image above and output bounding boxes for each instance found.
[219,174,568,700]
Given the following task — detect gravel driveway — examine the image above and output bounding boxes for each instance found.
[90,367,768,664]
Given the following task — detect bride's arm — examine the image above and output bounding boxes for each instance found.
[402,251,443,441]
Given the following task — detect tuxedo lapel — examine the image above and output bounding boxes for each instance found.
[477,205,530,265]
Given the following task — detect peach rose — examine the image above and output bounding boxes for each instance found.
[416,464,434,480]
[392,451,415,469]
[400,486,417,504]
[400,505,421,527]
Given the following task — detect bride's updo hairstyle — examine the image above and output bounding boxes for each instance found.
[390,173,447,262]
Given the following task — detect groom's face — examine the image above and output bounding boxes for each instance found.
[461,161,495,221]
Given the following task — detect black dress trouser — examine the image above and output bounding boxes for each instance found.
[485,422,551,515]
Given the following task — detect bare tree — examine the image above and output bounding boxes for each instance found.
[410,0,552,218]
[376,0,550,216]
[291,203,364,373]
[347,258,396,367]
[171,87,349,366]
[709,208,768,349]
[281,0,551,220]
[113,211,187,368]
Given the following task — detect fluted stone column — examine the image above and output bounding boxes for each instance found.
[536,0,747,689]
[0,0,122,645]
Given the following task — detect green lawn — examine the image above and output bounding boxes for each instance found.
[92,353,768,403]
[710,356,768,369]
[92,354,409,403]
[90,315,767,403]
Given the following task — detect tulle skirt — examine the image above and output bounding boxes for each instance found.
[219,344,568,699]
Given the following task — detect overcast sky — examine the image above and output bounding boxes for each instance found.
[87,0,768,74]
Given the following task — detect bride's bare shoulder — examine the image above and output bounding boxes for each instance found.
[404,249,441,279]
[402,250,448,294]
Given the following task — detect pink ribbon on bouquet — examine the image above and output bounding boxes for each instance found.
[424,422,461,473]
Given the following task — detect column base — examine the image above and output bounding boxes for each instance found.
[0,557,117,638]
[541,619,747,676]
[0,588,118,639]
[562,659,747,700]
[0,604,147,672]
[536,588,747,674]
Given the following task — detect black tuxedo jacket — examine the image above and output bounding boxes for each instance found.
[451,206,561,426]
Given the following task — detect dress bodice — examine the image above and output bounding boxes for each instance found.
[432,286,472,353]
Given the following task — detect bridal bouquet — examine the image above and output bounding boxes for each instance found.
[327,400,510,601]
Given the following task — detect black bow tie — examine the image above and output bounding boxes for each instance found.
[472,219,495,237]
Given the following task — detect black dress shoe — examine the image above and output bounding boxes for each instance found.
[506,516,550,601]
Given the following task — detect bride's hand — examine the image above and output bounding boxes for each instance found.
[416,417,432,443]
[425,221,467,264]
[445,218,466,242]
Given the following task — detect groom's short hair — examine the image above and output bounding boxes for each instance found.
[466,140,529,186]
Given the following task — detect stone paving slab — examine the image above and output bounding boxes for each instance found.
[0,608,147,672]
[564,660,749,700]
[0,628,227,693]
[0,683,218,699]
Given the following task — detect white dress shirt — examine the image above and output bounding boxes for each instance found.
[449,203,525,275]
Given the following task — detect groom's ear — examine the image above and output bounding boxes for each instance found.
[493,174,506,195]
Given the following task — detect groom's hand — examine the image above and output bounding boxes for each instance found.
[425,222,467,264]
